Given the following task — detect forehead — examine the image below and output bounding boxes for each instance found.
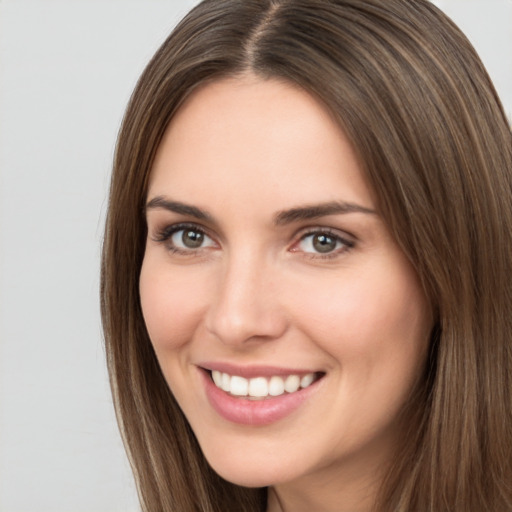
[148,76,374,213]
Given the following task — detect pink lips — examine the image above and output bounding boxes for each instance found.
[199,364,323,426]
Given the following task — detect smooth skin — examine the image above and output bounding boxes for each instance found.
[140,76,433,512]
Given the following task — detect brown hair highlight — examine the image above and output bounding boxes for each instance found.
[101,1,512,510]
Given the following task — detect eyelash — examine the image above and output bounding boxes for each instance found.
[152,223,355,259]
[152,223,215,256]
[292,228,355,260]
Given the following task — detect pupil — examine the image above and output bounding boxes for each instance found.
[183,230,204,248]
[313,234,336,253]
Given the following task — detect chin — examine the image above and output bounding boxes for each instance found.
[215,468,274,488]
[202,445,299,488]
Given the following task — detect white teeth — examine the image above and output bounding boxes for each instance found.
[268,375,285,396]
[284,375,300,393]
[221,372,231,392]
[210,371,318,398]
[300,373,315,388]
[230,376,249,396]
[248,377,268,397]
[212,370,222,387]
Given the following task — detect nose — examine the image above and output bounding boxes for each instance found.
[204,251,288,347]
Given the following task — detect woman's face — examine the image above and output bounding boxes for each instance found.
[140,76,432,500]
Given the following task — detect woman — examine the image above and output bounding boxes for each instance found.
[101,0,512,510]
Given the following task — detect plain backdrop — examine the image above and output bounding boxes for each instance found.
[0,1,510,511]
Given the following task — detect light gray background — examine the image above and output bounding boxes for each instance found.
[0,1,510,511]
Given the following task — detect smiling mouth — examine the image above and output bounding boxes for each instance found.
[208,370,324,400]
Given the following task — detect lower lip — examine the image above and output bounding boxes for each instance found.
[200,370,322,426]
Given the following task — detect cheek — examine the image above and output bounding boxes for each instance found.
[293,264,431,439]
[139,257,207,351]
[292,261,431,372]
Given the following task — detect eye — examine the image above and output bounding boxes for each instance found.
[171,228,214,249]
[294,230,354,256]
[153,223,217,254]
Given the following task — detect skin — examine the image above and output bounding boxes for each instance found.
[139,76,433,512]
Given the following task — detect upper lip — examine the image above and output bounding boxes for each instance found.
[198,361,323,379]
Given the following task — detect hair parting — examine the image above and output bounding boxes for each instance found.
[101,1,512,510]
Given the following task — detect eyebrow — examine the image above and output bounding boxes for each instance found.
[145,196,213,222]
[145,196,376,225]
[273,201,377,225]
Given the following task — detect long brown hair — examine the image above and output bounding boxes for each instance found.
[101,1,512,510]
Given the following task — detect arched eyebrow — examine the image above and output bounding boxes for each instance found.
[273,201,377,225]
[145,196,213,222]
[145,196,376,225]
